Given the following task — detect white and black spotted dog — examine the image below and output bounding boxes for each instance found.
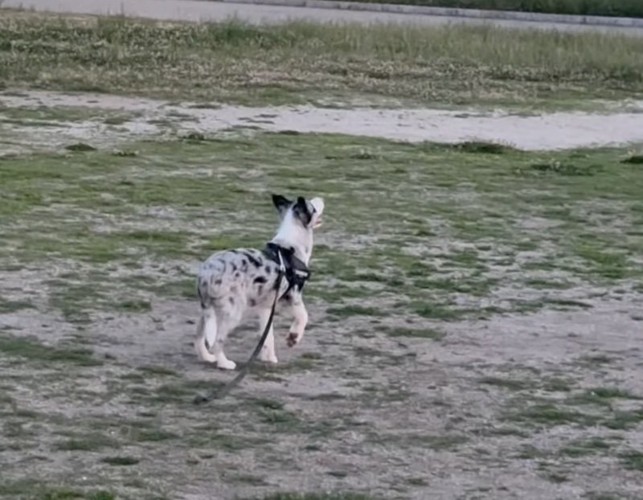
[195,194,324,370]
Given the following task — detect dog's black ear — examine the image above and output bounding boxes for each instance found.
[293,196,313,227]
[272,194,292,214]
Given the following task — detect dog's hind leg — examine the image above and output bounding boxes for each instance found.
[212,313,238,371]
[194,306,217,363]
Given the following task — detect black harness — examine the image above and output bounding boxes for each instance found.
[262,242,311,298]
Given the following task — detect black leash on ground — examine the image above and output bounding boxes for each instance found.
[193,252,286,405]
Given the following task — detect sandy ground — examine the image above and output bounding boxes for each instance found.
[2,91,643,153]
[3,0,643,35]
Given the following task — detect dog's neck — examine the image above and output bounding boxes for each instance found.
[270,211,313,265]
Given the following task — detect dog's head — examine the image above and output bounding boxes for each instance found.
[272,194,324,230]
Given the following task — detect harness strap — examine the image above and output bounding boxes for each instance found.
[263,242,311,296]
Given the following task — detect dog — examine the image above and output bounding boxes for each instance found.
[194,194,324,370]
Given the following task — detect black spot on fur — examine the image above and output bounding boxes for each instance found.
[264,265,272,273]
[229,297,235,305]
[234,272,240,279]
[215,279,222,285]
[249,299,256,307]
[272,194,292,215]
[243,251,263,268]
[231,263,238,272]
[254,276,267,284]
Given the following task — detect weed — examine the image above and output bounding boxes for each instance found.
[559,437,611,457]
[101,456,140,466]
[479,376,534,391]
[65,143,96,152]
[55,434,120,451]
[508,403,599,427]
[621,155,643,164]
[568,387,642,406]
[252,494,376,500]
[619,450,643,471]
[384,327,445,340]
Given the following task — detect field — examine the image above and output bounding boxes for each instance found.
[316,0,643,19]
[1,13,643,110]
[2,11,643,500]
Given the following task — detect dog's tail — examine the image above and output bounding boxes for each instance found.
[195,305,217,363]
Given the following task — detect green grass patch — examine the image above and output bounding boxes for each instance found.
[559,437,611,457]
[0,334,102,367]
[567,387,642,406]
[2,133,642,327]
[326,305,385,318]
[55,433,121,452]
[0,298,35,314]
[619,450,643,471]
[251,494,377,500]
[479,376,534,391]
[0,481,116,500]
[101,456,140,466]
[507,403,600,427]
[384,327,446,340]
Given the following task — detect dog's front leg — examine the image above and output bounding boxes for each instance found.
[286,295,308,348]
[258,307,278,364]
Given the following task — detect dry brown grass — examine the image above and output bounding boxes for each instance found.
[0,11,642,107]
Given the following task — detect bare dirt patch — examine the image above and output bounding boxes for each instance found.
[2,91,643,153]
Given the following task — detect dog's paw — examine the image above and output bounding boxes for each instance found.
[259,350,279,364]
[217,359,237,370]
[286,332,300,348]
[195,342,217,363]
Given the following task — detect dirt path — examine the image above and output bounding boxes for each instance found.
[2,91,643,152]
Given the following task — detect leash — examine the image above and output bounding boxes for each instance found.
[193,252,286,405]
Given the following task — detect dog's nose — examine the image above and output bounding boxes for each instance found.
[310,197,324,214]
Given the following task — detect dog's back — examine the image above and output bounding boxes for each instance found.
[197,248,280,311]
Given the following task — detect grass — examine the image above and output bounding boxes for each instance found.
[250,494,377,500]
[559,437,611,457]
[1,13,642,109]
[2,102,643,496]
[619,450,643,471]
[479,376,534,391]
[1,134,642,322]
[507,399,643,430]
[0,334,102,367]
[320,0,643,18]
[0,481,116,500]
[55,434,121,451]
[384,327,446,340]
[101,456,140,466]
[567,387,642,406]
